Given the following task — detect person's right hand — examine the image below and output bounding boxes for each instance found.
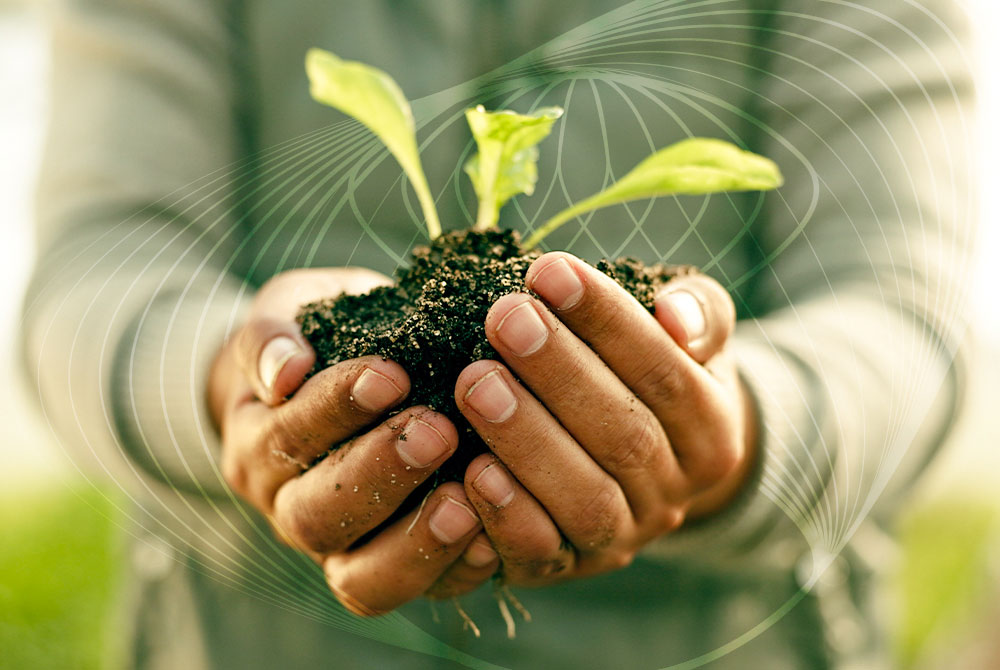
[208,268,499,616]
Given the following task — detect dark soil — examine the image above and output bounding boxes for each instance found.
[297,229,690,501]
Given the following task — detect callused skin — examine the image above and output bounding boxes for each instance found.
[208,254,756,614]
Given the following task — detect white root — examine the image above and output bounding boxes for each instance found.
[494,588,517,639]
[452,598,481,638]
[502,585,532,623]
[492,582,532,639]
[429,599,440,624]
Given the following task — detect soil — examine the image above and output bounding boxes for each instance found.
[297,229,691,504]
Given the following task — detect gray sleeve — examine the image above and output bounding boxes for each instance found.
[22,0,253,499]
[643,0,975,563]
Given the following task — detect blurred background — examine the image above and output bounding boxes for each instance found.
[1,1,998,668]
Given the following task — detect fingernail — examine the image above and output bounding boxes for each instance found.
[473,463,515,507]
[428,496,479,544]
[464,370,517,423]
[351,368,405,412]
[396,418,451,468]
[464,539,498,567]
[259,336,302,394]
[495,301,548,357]
[659,290,706,343]
[530,258,584,310]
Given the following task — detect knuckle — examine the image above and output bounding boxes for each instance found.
[570,487,621,550]
[636,358,690,408]
[585,301,635,342]
[262,410,304,463]
[273,490,338,554]
[272,495,312,548]
[603,412,662,474]
[549,356,590,396]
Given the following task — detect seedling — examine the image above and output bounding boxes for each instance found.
[301,49,784,635]
[305,48,783,247]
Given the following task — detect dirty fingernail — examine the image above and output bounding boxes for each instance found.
[464,538,498,567]
[473,463,515,507]
[429,496,479,544]
[659,289,706,343]
[496,301,548,357]
[259,336,302,395]
[397,418,451,468]
[465,370,517,423]
[530,258,584,310]
[351,368,405,412]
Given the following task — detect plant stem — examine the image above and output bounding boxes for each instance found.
[413,175,442,239]
[473,197,498,231]
[522,197,598,250]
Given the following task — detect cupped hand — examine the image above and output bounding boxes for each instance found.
[208,268,498,615]
[455,252,757,586]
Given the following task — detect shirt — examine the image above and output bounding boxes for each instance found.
[24,0,975,668]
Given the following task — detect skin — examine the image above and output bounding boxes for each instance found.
[208,253,757,614]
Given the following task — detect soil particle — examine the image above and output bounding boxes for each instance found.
[298,229,692,502]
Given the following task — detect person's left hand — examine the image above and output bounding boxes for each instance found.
[453,251,757,587]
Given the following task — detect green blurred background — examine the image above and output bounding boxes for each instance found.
[2,1,999,668]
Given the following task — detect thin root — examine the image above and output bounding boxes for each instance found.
[492,582,532,639]
[494,588,516,639]
[502,585,532,623]
[406,489,434,536]
[429,599,440,624]
[452,598,481,638]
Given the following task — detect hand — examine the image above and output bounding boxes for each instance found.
[209,268,498,615]
[455,252,757,586]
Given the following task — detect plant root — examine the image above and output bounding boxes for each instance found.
[452,598,481,638]
[492,580,532,639]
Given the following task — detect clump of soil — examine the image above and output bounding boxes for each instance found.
[297,229,690,483]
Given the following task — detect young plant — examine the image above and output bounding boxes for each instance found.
[306,48,442,239]
[521,137,783,249]
[464,105,563,230]
[305,47,783,247]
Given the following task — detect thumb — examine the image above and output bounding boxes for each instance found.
[653,273,736,365]
[235,318,316,406]
[233,267,390,406]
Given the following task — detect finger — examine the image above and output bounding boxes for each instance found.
[483,292,678,512]
[271,407,458,553]
[268,355,409,470]
[425,533,500,599]
[455,361,634,551]
[323,482,481,616]
[524,252,741,484]
[223,356,410,509]
[653,273,736,364]
[464,454,578,585]
[234,268,394,405]
[234,317,316,405]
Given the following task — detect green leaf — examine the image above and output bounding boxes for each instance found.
[522,137,783,249]
[305,48,441,239]
[463,105,563,230]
